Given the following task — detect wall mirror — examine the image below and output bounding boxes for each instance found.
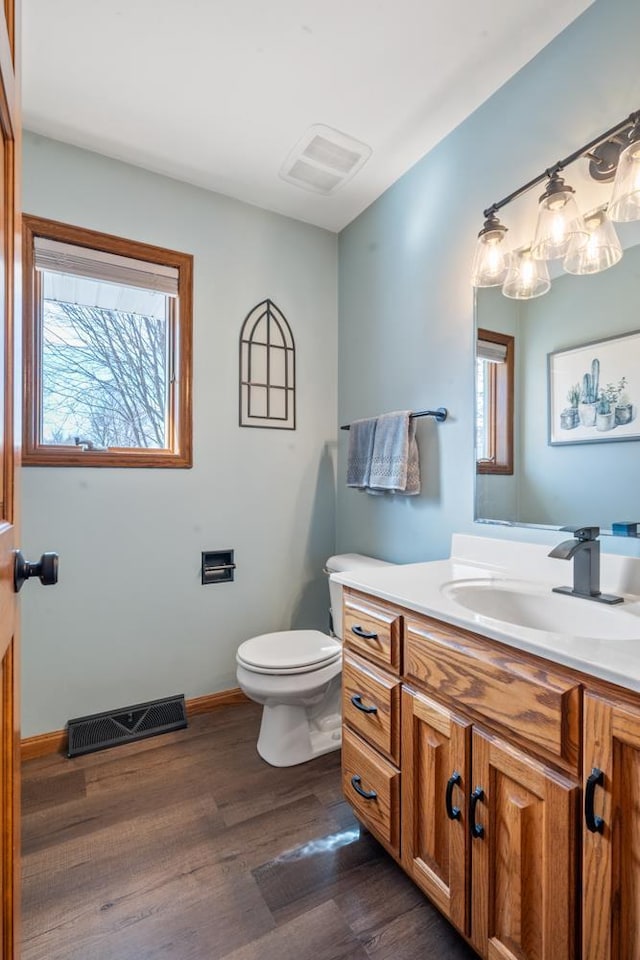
[474,222,640,535]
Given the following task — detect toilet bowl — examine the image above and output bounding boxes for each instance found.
[236,554,392,767]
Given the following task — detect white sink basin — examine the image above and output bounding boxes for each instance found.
[441,578,640,640]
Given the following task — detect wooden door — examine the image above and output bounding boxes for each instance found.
[401,688,471,935]
[0,2,20,958]
[470,729,578,960]
[583,693,640,960]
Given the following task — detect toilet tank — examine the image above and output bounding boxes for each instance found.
[325,554,393,640]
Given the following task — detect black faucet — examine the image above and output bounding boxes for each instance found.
[548,526,623,605]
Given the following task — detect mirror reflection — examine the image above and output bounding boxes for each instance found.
[475,228,640,534]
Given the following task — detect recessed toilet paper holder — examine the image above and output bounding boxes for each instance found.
[201,550,236,584]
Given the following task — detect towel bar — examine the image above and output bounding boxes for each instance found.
[340,407,447,430]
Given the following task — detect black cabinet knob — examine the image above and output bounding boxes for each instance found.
[469,786,485,838]
[350,694,378,715]
[350,775,377,800]
[585,767,605,833]
[351,625,378,640]
[14,550,59,593]
[445,771,462,821]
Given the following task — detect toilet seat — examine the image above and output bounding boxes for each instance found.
[236,629,341,675]
[237,655,342,676]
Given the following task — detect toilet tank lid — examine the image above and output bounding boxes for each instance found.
[326,553,392,574]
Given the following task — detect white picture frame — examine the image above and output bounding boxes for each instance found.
[548,329,640,445]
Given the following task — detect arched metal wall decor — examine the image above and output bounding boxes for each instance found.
[239,299,296,429]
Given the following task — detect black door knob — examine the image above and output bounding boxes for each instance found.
[14,550,59,593]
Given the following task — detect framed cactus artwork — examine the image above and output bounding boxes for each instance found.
[548,330,640,445]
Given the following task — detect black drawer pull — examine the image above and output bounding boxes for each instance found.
[585,767,605,833]
[351,624,379,640]
[445,771,462,821]
[469,786,485,838]
[351,775,377,800]
[350,694,378,715]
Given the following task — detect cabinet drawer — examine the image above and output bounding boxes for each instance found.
[405,615,581,772]
[343,590,401,672]
[342,652,401,764]
[342,727,400,853]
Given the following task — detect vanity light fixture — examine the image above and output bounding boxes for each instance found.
[563,207,622,275]
[531,173,587,261]
[472,108,640,297]
[608,117,640,222]
[470,212,509,287]
[502,246,550,299]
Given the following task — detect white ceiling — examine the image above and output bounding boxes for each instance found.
[22,0,593,233]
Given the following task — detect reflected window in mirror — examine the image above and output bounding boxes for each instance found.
[476,329,514,475]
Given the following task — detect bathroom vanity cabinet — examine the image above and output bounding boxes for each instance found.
[341,586,640,960]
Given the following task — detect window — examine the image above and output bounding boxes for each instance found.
[23,216,192,467]
[476,328,514,475]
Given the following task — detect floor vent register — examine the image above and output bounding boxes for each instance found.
[67,694,188,757]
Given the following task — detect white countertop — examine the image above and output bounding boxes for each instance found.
[331,534,640,693]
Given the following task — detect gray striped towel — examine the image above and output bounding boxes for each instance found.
[368,411,420,495]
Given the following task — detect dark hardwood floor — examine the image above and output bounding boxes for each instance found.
[22,702,476,960]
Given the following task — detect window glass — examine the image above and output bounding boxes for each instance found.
[41,271,171,449]
[475,356,491,463]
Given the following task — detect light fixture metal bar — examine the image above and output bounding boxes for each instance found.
[483,109,640,219]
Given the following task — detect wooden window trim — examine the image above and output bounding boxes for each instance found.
[22,215,193,468]
[476,328,514,476]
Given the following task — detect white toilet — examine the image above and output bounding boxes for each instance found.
[236,554,391,767]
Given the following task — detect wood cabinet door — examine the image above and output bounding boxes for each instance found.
[470,729,578,960]
[401,688,471,935]
[0,3,20,958]
[583,693,640,960]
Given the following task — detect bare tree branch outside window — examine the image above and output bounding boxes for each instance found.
[42,300,168,448]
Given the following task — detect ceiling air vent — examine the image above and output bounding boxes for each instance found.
[280,124,372,195]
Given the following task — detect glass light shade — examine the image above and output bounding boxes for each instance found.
[608,135,640,222]
[471,216,509,287]
[531,180,588,261]
[502,248,550,299]
[563,209,623,275]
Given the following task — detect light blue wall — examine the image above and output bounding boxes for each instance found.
[337,0,640,562]
[21,134,338,736]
